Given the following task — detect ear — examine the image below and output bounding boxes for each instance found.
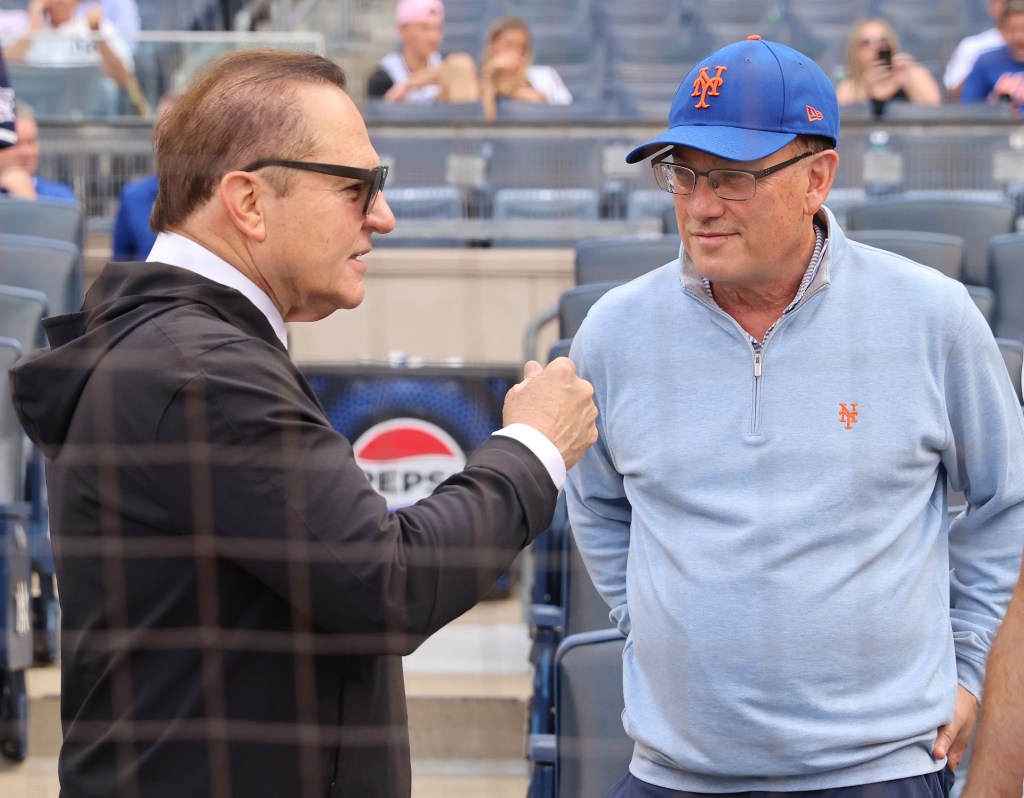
[219,171,267,243]
[803,149,839,216]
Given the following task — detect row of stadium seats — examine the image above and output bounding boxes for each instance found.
[0,197,85,762]
[435,0,992,107]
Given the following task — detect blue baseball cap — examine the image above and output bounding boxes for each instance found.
[625,36,839,164]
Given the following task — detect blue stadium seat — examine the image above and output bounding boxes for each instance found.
[7,64,119,119]
[0,287,48,352]
[845,230,966,281]
[844,193,1016,287]
[697,0,787,49]
[997,338,1024,405]
[626,189,674,227]
[0,233,83,322]
[987,233,1024,343]
[377,186,467,248]
[557,281,618,338]
[782,0,869,80]
[364,100,486,123]
[0,335,32,761]
[498,0,591,27]
[0,196,85,254]
[492,188,600,246]
[574,235,679,284]
[528,628,630,798]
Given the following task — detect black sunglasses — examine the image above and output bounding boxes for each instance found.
[241,158,389,216]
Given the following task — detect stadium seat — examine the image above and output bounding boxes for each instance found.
[574,235,680,284]
[557,281,619,338]
[0,234,83,321]
[0,196,85,254]
[7,64,119,119]
[595,0,688,29]
[997,338,1024,405]
[698,0,786,49]
[528,628,630,798]
[375,186,467,248]
[0,339,24,508]
[987,233,1024,343]
[498,0,590,26]
[494,188,599,220]
[363,100,486,123]
[844,230,966,281]
[497,98,609,122]
[967,285,996,328]
[0,335,32,716]
[844,194,1016,287]
[626,189,675,228]
[0,242,72,665]
[782,1,868,80]
[0,336,32,763]
[554,629,630,798]
[0,287,48,352]
[492,188,600,247]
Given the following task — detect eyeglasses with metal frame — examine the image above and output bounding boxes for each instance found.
[241,159,389,216]
[651,150,816,202]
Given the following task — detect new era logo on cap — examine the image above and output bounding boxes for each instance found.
[626,36,839,164]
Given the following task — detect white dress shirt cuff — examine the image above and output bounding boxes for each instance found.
[492,423,566,490]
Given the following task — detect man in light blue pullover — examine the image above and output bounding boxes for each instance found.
[565,36,1024,798]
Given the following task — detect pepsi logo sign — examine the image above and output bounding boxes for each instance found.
[353,418,467,510]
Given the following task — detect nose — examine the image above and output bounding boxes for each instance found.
[366,192,396,235]
[682,174,726,220]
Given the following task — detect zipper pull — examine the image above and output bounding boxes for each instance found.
[754,352,762,377]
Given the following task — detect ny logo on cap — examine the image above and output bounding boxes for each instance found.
[691,66,727,109]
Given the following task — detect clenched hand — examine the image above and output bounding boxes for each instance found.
[503,357,597,470]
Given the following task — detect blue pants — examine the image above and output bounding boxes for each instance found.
[606,768,956,798]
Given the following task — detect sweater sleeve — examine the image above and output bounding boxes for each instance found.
[942,289,1024,700]
[156,336,557,654]
[564,330,633,635]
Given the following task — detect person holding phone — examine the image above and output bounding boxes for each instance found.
[835,18,942,106]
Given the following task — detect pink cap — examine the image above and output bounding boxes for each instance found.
[395,0,444,26]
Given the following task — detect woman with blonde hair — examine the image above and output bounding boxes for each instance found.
[835,18,942,106]
[479,16,572,120]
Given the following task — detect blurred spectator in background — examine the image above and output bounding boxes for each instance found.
[82,0,138,37]
[0,44,15,147]
[5,0,133,89]
[366,0,478,104]
[0,104,75,201]
[945,0,1005,101]
[835,18,942,107]
[479,16,572,121]
[111,93,177,260]
[961,0,1024,112]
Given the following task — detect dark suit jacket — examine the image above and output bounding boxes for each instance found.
[10,261,557,797]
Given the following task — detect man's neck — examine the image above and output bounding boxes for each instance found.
[709,226,819,342]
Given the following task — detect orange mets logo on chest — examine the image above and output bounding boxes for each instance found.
[692,66,727,109]
[838,403,859,430]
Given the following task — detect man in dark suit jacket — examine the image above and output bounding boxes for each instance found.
[9,48,597,798]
